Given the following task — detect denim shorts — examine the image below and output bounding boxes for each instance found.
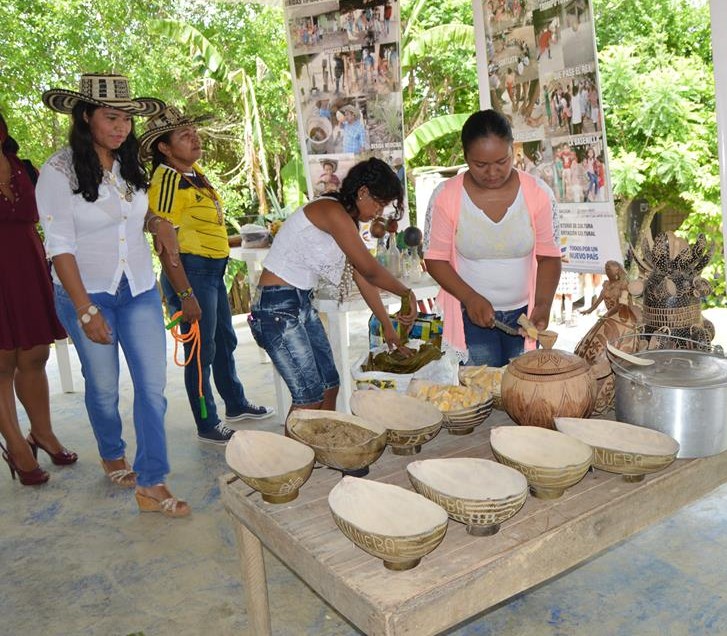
[462,304,527,367]
[249,286,340,405]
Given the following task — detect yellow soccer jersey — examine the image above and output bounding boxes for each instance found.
[148,163,229,258]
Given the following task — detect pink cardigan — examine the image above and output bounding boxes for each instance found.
[424,171,561,356]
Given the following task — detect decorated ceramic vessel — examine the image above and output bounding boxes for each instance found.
[501,343,597,429]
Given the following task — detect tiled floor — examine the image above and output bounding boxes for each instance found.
[2,308,727,635]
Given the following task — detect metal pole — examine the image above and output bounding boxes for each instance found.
[709,0,727,267]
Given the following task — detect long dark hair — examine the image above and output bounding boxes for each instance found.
[327,157,404,222]
[0,112,19,155]
[69,101,149,202]
[461,109,513,158]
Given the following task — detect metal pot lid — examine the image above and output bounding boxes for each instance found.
[510,348,590,376]
[614,349,727,388]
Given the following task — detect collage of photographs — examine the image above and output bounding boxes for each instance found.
[484,0,608,206]
[285,0,405,201]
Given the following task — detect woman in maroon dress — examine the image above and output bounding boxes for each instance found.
[0,112,77,485]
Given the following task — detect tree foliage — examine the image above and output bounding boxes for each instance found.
[594,0,722,305]
[1,0,722,302]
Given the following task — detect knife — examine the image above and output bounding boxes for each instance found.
[493,319,522,336]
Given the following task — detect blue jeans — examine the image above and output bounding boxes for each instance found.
[249,286,339,405]
[462,305,528,367]
[161,254,249,433]
[54,279,169,487]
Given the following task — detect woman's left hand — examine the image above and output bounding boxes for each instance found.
[153,218,180,267]
[529,304,551,332]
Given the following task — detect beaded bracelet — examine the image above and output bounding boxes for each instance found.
[177,287,195,300]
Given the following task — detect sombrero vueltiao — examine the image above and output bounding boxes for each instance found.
[138,106,208,161]
[42,73,165,117]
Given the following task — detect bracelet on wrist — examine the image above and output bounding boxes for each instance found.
[78,304,99,325]
[177,287,195,300]
[75,301,93,316]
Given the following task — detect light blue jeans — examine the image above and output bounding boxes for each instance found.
[54,278,169,487]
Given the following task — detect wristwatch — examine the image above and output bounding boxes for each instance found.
[80,305,99,325]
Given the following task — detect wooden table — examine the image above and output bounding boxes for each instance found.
[220,410,727,635]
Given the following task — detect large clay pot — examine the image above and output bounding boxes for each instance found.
[500,345,597,429]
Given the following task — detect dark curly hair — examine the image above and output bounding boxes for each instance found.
[69,102,149,202]
[461,109,513,158]
[327,157,404,223]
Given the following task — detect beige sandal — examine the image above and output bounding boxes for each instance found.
[135,485,191,519]
[100,458,137,488]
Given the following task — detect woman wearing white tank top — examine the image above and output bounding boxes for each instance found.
[249,158,417,415]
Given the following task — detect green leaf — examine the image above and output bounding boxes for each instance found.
[401,24,475,75]
[404,114,469,161]
[149,20,227,80]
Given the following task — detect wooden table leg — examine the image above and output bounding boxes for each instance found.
[233,521,272,636]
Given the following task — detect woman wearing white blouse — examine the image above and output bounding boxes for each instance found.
[36,74,189,518]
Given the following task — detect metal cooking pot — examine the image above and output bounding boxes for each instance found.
[608,335,727,458]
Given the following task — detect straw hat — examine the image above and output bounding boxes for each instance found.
[42,73,165,117]
[340,104,360,118]
[138,106,207,161]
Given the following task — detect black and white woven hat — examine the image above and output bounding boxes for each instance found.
[138,106,208,161]
[42,73,165,117]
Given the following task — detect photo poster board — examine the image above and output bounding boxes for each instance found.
[473,0,622,273]
[283,0,407,246]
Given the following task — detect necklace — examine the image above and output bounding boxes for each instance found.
[103,170,134,202]
[177,169,224,225]
[0,169,20,206]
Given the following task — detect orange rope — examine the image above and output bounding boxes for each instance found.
[166,311,207,418]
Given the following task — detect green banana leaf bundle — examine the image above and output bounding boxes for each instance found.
[361,342,443,374]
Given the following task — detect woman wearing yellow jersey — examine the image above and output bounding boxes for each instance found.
[140,107,273,445]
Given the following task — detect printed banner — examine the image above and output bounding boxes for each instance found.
[283,0,406,232]
[475,0,622,273]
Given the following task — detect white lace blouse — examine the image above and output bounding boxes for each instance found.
[263,204,345,290]
[36,148,156,296]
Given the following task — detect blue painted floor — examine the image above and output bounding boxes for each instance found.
[2,311,727,635]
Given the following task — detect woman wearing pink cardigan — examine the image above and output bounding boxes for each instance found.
[424,110,562,366]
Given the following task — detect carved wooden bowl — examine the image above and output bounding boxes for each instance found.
[490,426,593,499]
[328,476,449,570]
[349,390,442,455]
[441,398,494,435]
[286,409,387,475]
[554,417,680,482]
[407,458,528,536]
[225,430,315,504]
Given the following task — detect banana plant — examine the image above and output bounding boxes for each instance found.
[400,1,476,162]
[149,19,270,214]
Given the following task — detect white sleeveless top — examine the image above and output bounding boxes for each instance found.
[455,189,533,310]
[263,203,345,290]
